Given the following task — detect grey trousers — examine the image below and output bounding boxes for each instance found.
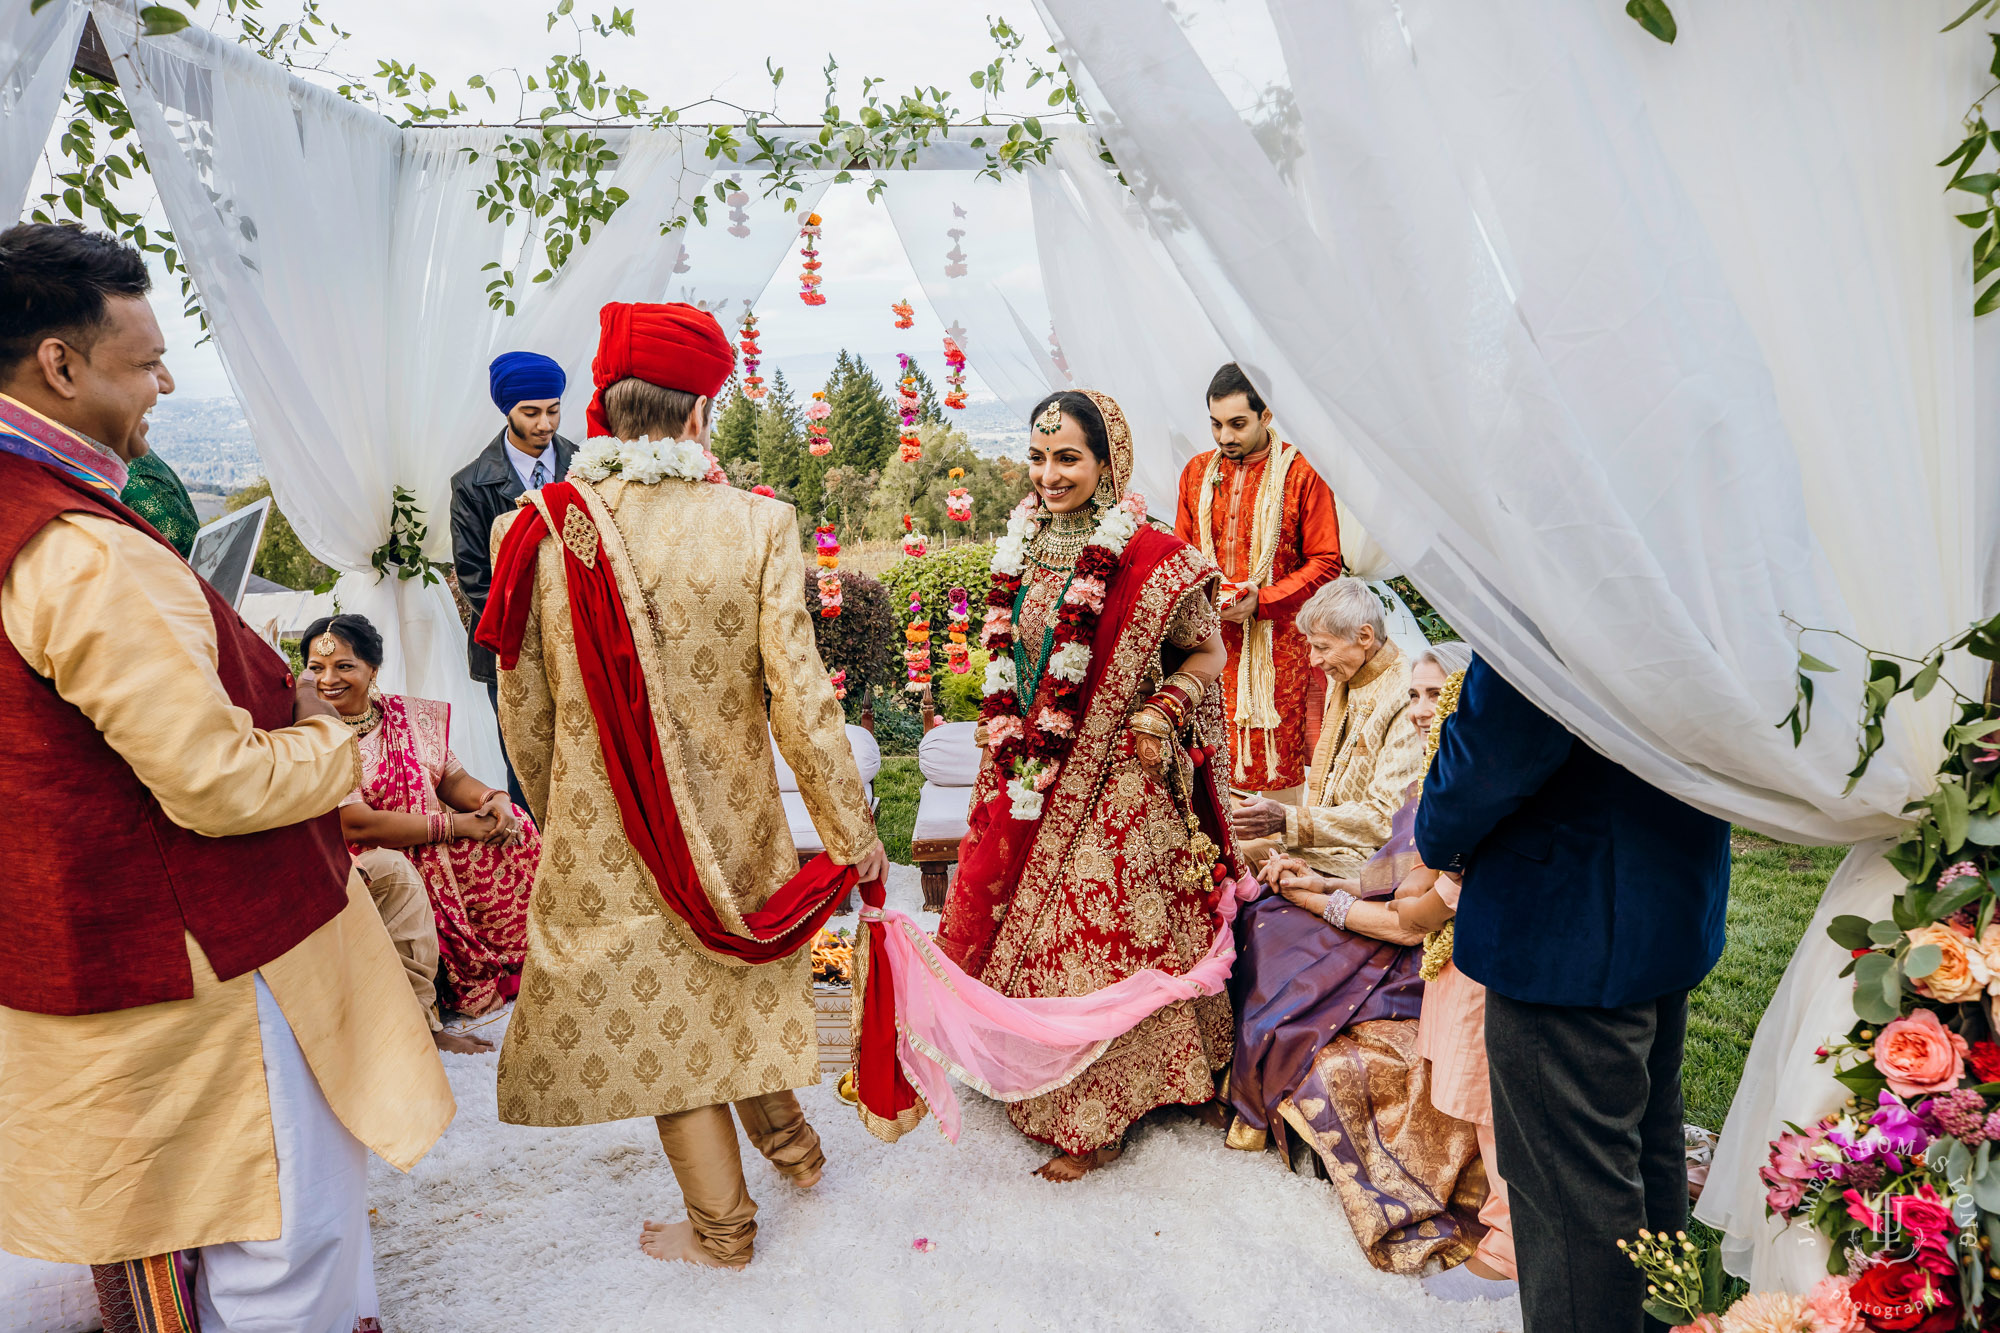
[1484,988,1690,1333]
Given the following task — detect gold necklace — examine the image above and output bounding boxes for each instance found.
[339,702,382,736]
[1029,506,1096,572]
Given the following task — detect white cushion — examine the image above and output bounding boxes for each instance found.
[917,721,982,787]
[0,1252,98,1333]
[782,790,823,855]
[912,782,975,847]
[772,723,882,792]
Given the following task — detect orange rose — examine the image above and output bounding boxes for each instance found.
[1909,923,1989,1003]
[1873,1008,1968,1099]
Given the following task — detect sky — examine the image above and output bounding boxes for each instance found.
[36,0,1069,400]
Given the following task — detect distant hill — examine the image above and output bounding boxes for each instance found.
[145,397,262,489]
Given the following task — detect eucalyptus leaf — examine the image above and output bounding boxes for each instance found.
[1869,918,1905,947]
[1827,914,1876,950]
[1949,1136,1973,1185]
[1975,1165,2000,1214]
[1907,942,1943,979]
[1625,0,1676,42]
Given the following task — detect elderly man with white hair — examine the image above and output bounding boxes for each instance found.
[1229,577,1425,875]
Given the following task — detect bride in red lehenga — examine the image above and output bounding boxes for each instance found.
[937,388,1240,1181]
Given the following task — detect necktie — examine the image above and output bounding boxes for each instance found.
[529,457,547,490]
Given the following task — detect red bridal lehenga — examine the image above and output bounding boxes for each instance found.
[938,391,1236,1157]
[343,693,540,1015]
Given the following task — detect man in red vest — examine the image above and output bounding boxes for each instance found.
[0,222,453,1332]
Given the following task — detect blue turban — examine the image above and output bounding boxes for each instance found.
[489,351,566,417]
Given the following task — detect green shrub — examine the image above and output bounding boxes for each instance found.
[805,569,897,699]
[880,542,994,683]
[871,691,925,756]
[935,647,989,722]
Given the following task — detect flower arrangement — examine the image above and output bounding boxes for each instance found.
[901,529,928,560]
[892,298,915,330]
[828,667,847,701]
[979,490,1145,819]
[814,524,842,618]
[1686,612,2000,1330]
[807,390,832,456]
[571,435,726,487]
[896,352,923,463]
[904,592,932,694]
[738,307,765,400]
[752,484,776,498]
[943,336,967,410]
[798,212,826,306]
[945,585,972,675]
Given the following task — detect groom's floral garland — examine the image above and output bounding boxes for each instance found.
[570,435,727,487]
[979,490,1145,820]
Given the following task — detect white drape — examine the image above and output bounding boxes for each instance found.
[1035,0,1998,1288]
[1,0,86,222]
[96,2,730,786]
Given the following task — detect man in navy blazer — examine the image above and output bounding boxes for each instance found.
[1415,656,1729,1331]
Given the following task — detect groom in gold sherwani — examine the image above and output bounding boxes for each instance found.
[488,301,884,1269]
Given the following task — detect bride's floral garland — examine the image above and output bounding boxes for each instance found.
[979,490,1145,820]
[570,435,727,487]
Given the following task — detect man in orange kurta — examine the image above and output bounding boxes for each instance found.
[1174,363,1343,799]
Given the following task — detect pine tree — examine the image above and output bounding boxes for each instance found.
[754,370,804,495]
[825,351,897,475]
[711,376,760,465]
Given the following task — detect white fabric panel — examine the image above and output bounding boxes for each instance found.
[0,0,87,222]
[665,170,833,328]
[1034,0,1996,1288]
[195,976,374,1333]
[0,1252,97,1333]
[911,781,975,846]
[884,161,1068,419]
[917,720,981,787]
[771,724,882,792]
[781,789,820,855]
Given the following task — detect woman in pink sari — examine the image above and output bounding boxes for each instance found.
[306,615,540,1040]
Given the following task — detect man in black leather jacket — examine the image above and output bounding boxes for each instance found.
[451,351,575,808]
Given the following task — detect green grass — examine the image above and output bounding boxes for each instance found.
[875,756,921,864]
[1683,831,1850,1131]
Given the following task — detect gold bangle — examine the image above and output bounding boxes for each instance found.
[1128,707,1173,741]
[1165,671,1206,711]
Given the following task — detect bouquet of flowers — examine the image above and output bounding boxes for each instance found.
[1689,611,2000,1331]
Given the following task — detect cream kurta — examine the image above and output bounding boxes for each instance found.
[0,512,454,1264]
[1281,639,1424,876]
[493,476,875,1126]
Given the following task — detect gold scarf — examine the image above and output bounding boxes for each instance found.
[1195,432,1297,734]
[1417,668,1466,981]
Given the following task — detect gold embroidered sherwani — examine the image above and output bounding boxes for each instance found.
[492,477,876,1126]
[1279,639,1424,877]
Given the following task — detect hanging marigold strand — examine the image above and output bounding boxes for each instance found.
[904,590,932,694]
[946,584,972,675]
[806,389,832,456]
[946,466,972,523]
[943,335,967,410]
[798,212,826,307]
[738,307,765,400]
[891,298,915,330]
[896,351,922,463]
[814,523,842,618]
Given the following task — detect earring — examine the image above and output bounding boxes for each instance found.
[367,679,383,701]
[1093,472,1117,508]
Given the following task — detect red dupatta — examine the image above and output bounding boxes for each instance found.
[475,482,919,1130]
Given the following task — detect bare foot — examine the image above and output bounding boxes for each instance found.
[1192,1099,1231,1131]
[638,1219,745,1270]
[434,1029,495,1055]
[1033,1143,1123,1182]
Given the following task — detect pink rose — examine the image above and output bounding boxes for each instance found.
[1888,1184,1955,1253]
[1803,1275,1864,1333]
[986,715,1023,749]
[1062,576,1107,613]
[1873,1009,1968,1099]
[1671,1317,1724,1333]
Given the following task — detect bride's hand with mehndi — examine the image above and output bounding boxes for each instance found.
[1127,706,1172,779]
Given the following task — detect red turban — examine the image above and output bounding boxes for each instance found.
[586,301,735,437]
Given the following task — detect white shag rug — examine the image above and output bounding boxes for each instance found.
[373,866,1522,1333]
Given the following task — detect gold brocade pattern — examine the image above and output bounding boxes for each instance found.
[1284,639,1424,876]
[491,480,875,1126]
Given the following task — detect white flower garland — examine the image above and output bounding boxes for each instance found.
[569,435,720,486]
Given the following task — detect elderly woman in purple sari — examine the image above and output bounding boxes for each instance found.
[1225,640,1482,1277]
